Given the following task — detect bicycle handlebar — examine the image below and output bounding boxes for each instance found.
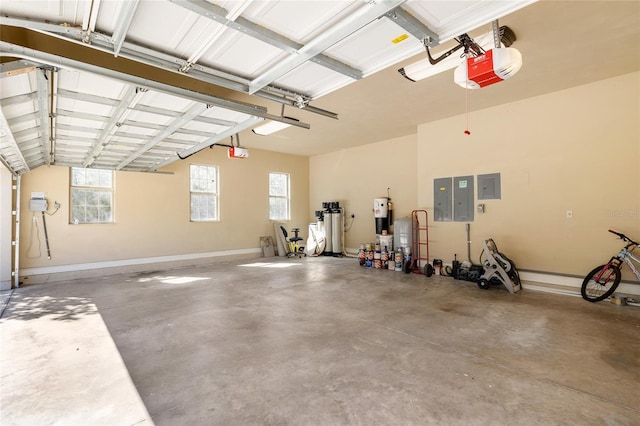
[608,229,640,246]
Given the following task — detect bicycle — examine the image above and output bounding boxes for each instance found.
[581,230,640,302]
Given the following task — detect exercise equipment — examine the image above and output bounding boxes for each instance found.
[477,239,521,293]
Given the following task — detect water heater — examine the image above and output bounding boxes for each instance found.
[374,198,388,218]
[374,198,391,235]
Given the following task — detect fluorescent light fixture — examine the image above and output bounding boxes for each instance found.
[252,117,300,136]
[398,31,499,82]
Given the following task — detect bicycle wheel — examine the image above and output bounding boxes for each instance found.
[581,264,621,302]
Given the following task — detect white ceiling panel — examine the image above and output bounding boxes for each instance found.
[406,0,477,30]
[125,110,173,127]
[70,72,129,99]
[274,60,354,99]
[0,0,85,23]
[1,103,37,122]
[56,115,100,129]
[199,106,248,124]
[326,17,423,76]
[56,97,114,118]
[166,17,225,60]
[199,30,286,78]
[57,126,98,137]
[116,124,157,137]
[138,92,191,115]
[8,117,39,134]
[93,0,133,35]
[13,121,39,139]
[181,121,226,134]
[404,0,536,42]
[0,72,34,98]
[243,0,362,43]
[118,1,200,53]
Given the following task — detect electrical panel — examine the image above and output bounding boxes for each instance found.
[478,173,501,200]
[454,175,474,222]
[434,177,452,222]
[435,173,503,221]
[29,198,48,212]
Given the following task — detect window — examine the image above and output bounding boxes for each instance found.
[269,172,290,221]
[190,164,218,221]
[70,167,114,224]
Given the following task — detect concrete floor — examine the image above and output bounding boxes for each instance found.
[1,256,639,425]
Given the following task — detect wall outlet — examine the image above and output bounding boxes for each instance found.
[566,210,573,219]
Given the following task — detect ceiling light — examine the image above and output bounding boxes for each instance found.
[252,104,304,136]
[252,117,300,136]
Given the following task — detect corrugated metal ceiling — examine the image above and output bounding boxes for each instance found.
[0,0,536,175]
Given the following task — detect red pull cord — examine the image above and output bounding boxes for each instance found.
[464,80,471,135]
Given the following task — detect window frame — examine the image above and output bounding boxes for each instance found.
[189,164,219,222]
[69,167,115,224]
[269,172,290,221]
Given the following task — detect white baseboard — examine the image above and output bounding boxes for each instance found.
[345,247,640,297]
[19,248,262,284]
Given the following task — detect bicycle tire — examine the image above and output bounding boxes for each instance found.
[581,264,621,302]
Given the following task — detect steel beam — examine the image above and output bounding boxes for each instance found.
[57,89,121,106]
[384,7,439,46]
[3,17,338,119]
[170,0,363,80]
[0,92,38,107]
[83,85,140,167]
[153,116,262,171]
[118,119,164,132]
[11,127,39,140]
[7,114,38,126]
[111,0,140,57]
[56,109,110,122]
[35,69,51,165]
[109,131,152,141]
[0,60,37,78]
[117,103,207,170]
[0,16,86,40]
[248,0,406,94]
[193,115,237,127]
[0,109,29,174]
[56,135,99,144]
[0,26,268,117]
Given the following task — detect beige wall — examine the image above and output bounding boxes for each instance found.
[417,72,639,278]
[309,134,418,251]
[310,72,639,280]
[19,147,309,270]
